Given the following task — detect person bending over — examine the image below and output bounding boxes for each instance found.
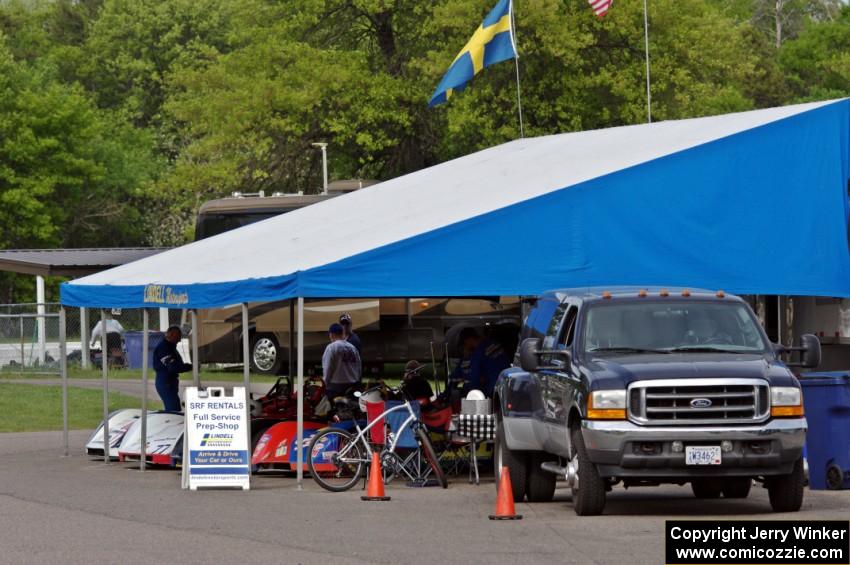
[153,326,192,412]
[450,327,510,398]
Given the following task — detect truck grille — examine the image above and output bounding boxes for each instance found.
[628,378,770,425]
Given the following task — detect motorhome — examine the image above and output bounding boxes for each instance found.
[194,183,520,374]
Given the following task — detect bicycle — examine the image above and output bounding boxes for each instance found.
[307,385,448,492]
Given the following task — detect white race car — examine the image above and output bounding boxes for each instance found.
[85,409,143,459]
[117,411,185,467]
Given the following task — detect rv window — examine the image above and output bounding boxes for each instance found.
[195,212,281,240]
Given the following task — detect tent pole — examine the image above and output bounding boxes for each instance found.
[241,302,251,488]
[296,297,304,490]
[80,307,89,369]
[289,299,295,377]
[59,306,68,456]
[101,309,110,464]
[140,309,148,472]
[191,309,199,388]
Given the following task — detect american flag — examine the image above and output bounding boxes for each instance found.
[588,0,613,17]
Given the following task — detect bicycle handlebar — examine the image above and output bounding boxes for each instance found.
[357,383,408,400]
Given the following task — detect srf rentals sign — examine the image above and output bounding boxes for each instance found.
[143,284,189,305]
[182,387,250,490]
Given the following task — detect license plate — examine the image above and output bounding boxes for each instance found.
[685,446,721,465]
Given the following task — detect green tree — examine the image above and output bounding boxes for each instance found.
[0,34,160,299]
[82,0,233,118]
[779,5,850,100]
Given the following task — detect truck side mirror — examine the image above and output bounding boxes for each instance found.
[798,334,821,369]
[785,334,821,369]
[519,338,542,372]
[519,338,569,372]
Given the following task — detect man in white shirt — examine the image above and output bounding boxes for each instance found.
[90,317,125,348]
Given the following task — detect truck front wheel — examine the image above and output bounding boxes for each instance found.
[570,426,606,516]
[766,457,805,512]
[495,420,528,502]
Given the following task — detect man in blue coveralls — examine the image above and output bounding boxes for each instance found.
[153,326,192,412]
[450,327,510,398]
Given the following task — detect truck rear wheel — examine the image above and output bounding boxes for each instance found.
[570,426,606,516]
[526,452,557,502]
[691,479,723,499]
[495,420,528,502]
[767,457,805,512]
[722,478,752,499]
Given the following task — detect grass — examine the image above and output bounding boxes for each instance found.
[0,367,279,383]
[0,383,161,432]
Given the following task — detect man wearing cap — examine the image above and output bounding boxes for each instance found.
[322,323,362,399]
[338,313,362,354]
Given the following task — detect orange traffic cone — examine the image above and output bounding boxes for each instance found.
[361,452,391,501]
[489,466,523,520]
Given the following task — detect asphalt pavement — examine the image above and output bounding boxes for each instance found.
[1,431,849,565]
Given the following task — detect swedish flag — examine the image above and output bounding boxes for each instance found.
[428,0,517,107]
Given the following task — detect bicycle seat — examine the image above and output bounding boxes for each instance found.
[334,397,358,410]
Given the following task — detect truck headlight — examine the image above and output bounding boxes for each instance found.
[771,386,804,417]
[587,390,627,420]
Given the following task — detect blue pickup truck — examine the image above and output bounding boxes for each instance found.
[493,287,820,515]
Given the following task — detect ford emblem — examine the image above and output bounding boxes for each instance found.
[690,398,712,408]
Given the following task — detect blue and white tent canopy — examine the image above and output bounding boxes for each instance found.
[61,99,850,309]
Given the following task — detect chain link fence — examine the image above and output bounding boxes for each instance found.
[0,304,184,375]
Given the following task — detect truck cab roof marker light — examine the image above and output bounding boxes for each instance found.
[638,289,647,297]
[716,290,726,298]
[681,289,691,297]
[602,291,612,299]
[659,289,669,297]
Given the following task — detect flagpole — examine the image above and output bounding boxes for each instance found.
[510,0,525,138]
[642,0,652,123]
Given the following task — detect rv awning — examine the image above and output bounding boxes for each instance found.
[61,99,850,308]
[0,248,170,278]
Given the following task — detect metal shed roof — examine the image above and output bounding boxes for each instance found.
[0,248,170,277]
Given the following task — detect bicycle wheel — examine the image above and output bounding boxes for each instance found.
[417,428,448,489]
[307,428,366,492]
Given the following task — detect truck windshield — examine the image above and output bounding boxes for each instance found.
[583,300,768,354]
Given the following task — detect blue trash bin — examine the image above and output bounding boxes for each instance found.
[124,331,166,370]
[799,372,850,490]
